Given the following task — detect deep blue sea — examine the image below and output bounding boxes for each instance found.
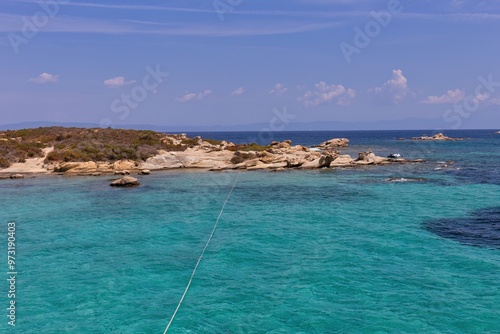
[1,130,499,333]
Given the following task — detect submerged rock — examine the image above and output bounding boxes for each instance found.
[110,176,140,187]
[424,207,500,249]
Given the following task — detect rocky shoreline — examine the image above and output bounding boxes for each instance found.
[410,133,463,141]
[0,133,424,180]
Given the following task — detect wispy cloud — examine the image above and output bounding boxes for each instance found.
[269,83,288,95]
[28,72,59,84]
[231,87,245,96]
[7,1,500,23]
[103,76,136,88]
[175,90,212,103]
[299,81,356,107]
[396,12,500,22]
[0,12,339,37]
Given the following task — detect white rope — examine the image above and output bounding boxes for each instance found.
[163,172,240,334]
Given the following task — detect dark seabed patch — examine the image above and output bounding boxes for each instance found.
[453,167,500,185]
[424,207,500,249]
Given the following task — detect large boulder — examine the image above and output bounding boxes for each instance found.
[113,160,136,171]
[247,162,288,171]
[355,151,388,165]
[55,161,97,173]
[330,154,354,167]
[319,155,334,168]
[234,158,262,169]
[356,152,376,165]
[270,140,292,149]
[432,133,448,140]
[258,151,283,164]
[142,152,184,169]
[300,155,334,169]
[301,159,321,169]
[317,138,349,148]
[284,154,305,167]
[110,176,140,187]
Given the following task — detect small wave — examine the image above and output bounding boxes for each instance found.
[385,177,428,183]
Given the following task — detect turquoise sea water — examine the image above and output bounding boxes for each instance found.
[1,130,499,333]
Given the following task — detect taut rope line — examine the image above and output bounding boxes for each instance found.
[163,172,240,334]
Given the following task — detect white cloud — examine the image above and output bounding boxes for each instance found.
[421,89,465,104]
[421,89,499,105]
[299,81,356,108]
[103,76,136,88]
[474,92,490,103]
[231,87,245,96]
[269,83,288,95]
[370,69,409,105]
[487,97,500,105]
[28,72,59,84]
[175,89,212,102]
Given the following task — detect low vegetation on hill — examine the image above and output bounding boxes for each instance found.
[0,127,190,168]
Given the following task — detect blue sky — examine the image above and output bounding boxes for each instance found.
[1,0,500,129]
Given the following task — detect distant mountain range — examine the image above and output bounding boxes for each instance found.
[0,116,497,132]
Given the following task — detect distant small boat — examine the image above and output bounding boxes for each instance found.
[495,131,500,134]
[387,153,402,158]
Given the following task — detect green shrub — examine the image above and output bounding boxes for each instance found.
[0,157,10,168]
[161,143,186,152]
[181,138,199,147]
[230,151,257,164]
[204,139,223,145]
[227,143,270,152]
[1,127,210,165]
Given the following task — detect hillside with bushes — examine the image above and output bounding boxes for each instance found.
[0,127,190,168]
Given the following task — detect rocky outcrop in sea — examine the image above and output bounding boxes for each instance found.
[1,134,421,176]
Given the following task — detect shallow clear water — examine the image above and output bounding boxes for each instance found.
[1,130,499,333]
